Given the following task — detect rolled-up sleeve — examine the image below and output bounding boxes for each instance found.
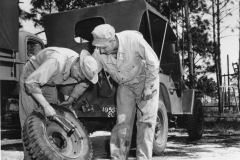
[25,58,59,94]
[136,34,159,89]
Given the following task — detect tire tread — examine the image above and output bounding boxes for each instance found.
[22,108,93,160]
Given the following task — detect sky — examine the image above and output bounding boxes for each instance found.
[19,0,47,43]
[19,0,240,83]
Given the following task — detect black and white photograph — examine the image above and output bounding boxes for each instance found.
[1,0,240,159]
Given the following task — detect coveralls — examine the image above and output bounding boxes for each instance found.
[92,31,159,160]
[19,47,89,160]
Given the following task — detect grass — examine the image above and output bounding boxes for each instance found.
[204,106,240,135]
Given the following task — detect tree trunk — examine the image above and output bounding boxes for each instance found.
[212,0,222,113]
[217,0,222,85]
[216,0,223,113]
[238,0,240,111]
[182,6,185,68]
[184,0,194,87]
[168,0,171,23]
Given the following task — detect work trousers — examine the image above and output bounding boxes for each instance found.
[110,76,159,160]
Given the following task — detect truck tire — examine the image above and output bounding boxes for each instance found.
[186,99,204,140]
[22,106,93,160]
[153,100,168,156]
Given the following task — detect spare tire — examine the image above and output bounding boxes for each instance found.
[22,106,93,160]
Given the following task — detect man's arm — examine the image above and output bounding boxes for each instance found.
[25,58,59,116]
[135,33,159,100]
[25,58,59,94]
[70,82,90,101]
[60,47,103,107]
[60,82,89,107]
[32,93,56,117]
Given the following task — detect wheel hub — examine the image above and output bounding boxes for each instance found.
[46,117,84,158]
[51,132,67,150]
[155,115,163,143]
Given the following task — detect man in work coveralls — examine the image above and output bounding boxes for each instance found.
[91,24,160,160]
[19,47,98,160]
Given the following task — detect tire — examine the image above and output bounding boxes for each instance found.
[186,99,204,140]
[22,106,93,160]
[153,100,168,156]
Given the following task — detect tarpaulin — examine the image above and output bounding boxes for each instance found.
[0,0,19,51]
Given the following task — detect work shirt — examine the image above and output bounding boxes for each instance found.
[25,47,89,100]
[92,31,159,90]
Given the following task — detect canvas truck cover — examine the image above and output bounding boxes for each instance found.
[43,0,176,56]
[0,0,19,52]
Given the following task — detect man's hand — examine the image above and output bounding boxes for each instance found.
[42,105,56,117]
[31,93,56,117]
[60,96,78,118]
[94,47,100,54]
[142,88,157,101]
[60,96,74,108]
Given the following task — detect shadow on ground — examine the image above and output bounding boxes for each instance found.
[1,143,23,151]
[1,128,23,151]
[1,120,240,159]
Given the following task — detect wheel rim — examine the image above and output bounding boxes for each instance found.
[155,110,164,144]
[45,118,84,158]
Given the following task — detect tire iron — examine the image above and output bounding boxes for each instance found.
[51,115,76,137]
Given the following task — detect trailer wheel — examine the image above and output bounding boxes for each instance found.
[186,99,204,140]
[153,100,168,156]
[22,106,93,160]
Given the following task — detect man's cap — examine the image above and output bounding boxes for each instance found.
[80,50,98,84]
[91,24,115,47]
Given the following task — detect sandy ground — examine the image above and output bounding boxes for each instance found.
[90,129,240,160]
[1,125,240,160]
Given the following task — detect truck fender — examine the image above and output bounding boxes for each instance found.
[159,83,171,113]
[182,89,195,114]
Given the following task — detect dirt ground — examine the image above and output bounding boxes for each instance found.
[1,120,240,160]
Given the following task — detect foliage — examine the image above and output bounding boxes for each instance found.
[149,0,217,95]
[196,76,217,97]
[21,0,114,28]
[19,3,34,28]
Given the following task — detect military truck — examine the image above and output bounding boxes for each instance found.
[21,0,204,160]
[0,0,44,127]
